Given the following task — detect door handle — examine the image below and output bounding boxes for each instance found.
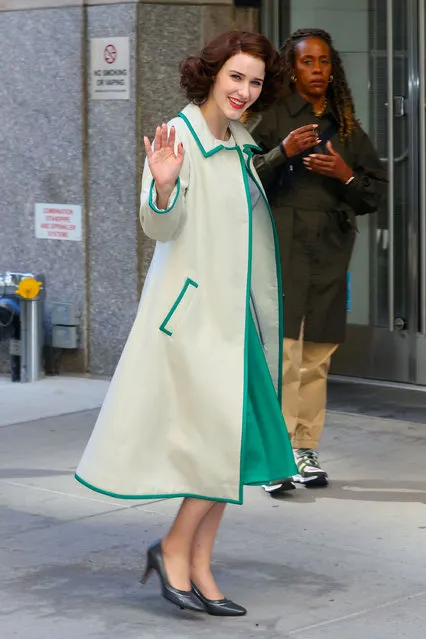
[385,95,406,117]
[380,96,408,163]
[379,149,409,163]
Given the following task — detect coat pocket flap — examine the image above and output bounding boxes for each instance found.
[159,278,199,337]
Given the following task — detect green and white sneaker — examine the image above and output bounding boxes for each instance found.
[262,479,296,495]
[293,449,329,487]
[262,449,328,495]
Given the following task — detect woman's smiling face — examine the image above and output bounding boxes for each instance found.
[208,52,266,121]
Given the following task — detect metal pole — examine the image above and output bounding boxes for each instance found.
[260,0,280,47]
[407,0,421,382]
[419,0,426,334]
[20,299,43,383]
[20,299,28,382]
[387,0,395,332]
[271,0,280,48]
[28,300,43,382]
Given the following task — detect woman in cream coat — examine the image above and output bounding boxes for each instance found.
[76,31,296,616]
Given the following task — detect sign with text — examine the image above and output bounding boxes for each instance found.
[35,204,82,241]
[90,37,130,100]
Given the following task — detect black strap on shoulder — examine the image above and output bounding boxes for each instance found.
[316,119,339,148]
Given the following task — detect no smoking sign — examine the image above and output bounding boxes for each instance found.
[90,37,130,100]
[104,44,117,65]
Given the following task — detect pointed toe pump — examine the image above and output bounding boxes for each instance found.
[141,541,205,612]
[192,582,247,616]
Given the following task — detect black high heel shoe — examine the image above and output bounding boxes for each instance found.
[141,541,205,612]
[192,582,247,616]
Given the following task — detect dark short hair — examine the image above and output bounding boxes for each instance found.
[180,30,283,113]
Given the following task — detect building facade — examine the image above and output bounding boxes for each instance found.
[0,0,257,376]
[1,0,426,386]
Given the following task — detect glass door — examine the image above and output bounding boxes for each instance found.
[332,0,426,384]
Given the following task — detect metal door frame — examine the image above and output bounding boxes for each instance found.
[332,0,426,384]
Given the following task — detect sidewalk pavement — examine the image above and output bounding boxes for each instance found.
[0,375,109,427]
[0,375,425,638]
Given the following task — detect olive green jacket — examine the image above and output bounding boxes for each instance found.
[248,92,387,343]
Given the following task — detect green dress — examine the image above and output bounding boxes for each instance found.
[242,308,297,487]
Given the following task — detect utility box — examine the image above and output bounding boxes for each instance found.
[51,302,79,327]
[52,325,78,349]
[51,301,79,350]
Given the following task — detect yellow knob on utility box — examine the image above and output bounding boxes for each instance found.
[16,277,42,300]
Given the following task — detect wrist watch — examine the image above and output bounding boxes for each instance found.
[345,176,355,185]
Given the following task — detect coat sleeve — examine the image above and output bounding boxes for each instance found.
[246,107,289,189]
[139,126,190,242]
[342,127,388,215]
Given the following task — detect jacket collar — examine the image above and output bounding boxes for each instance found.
[286,90,338,121]
[178,103,261,157]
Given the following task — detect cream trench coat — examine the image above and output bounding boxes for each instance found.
[75,103,283,504]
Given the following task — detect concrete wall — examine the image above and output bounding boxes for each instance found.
[0,6,86,373]
[86,3,140,375]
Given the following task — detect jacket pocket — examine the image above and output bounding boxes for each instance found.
[159,277,199,337]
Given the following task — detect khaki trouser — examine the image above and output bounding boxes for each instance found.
[282,331,338,450]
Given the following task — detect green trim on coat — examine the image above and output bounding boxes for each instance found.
[178,112,261,157]
[246,155,284,405]
[159,277,199,336]
[75,473,242,504]
[149,177,181,213]
[235,146,254,506]
[242,143,263,155]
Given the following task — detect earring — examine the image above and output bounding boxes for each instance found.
[290,73,296,83]
[329,74,334,83]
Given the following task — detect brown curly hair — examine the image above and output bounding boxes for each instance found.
[281,28,357,139]
[180,30,283,113]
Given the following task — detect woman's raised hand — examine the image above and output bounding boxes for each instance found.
[144,123,184,193]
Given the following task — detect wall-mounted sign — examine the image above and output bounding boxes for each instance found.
[90,37,130,100]
[35,203,82,241]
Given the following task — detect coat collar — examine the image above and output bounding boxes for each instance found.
[178,103,261,157]
[285,90,338,121]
